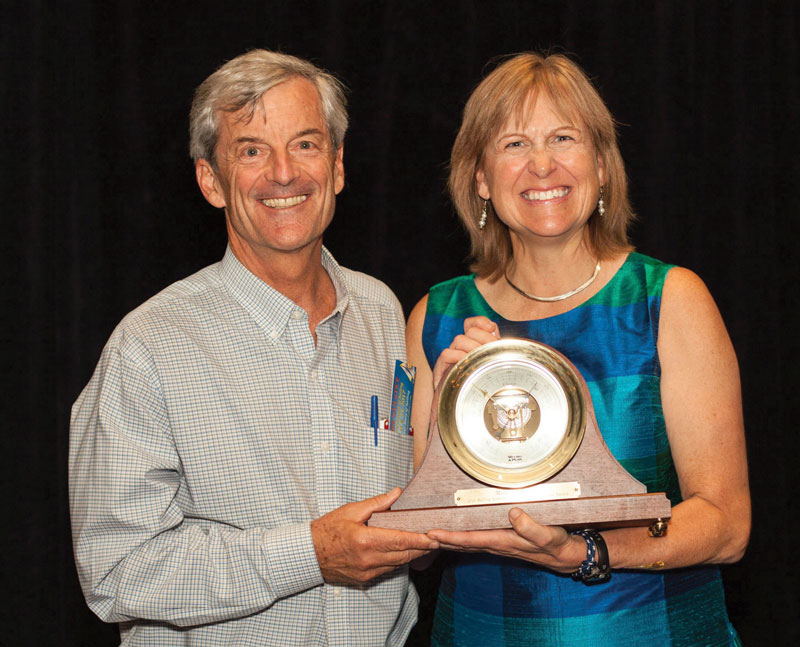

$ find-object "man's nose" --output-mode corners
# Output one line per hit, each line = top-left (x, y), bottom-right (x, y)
(266, 150), (300, 185)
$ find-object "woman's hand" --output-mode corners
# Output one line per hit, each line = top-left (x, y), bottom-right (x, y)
(427, 509), (585, 574)
(431, 316), (500, 386)
(406, 306), (499, 470)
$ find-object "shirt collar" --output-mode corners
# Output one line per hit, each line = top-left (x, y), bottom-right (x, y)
(218, 245), (350, 344)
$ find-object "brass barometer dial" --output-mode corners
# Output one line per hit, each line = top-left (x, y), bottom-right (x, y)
(437, 338), (586, 488)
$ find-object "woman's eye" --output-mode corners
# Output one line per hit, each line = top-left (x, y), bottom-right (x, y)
(505, 140), (524, 149)
(554, 135), (574, 143)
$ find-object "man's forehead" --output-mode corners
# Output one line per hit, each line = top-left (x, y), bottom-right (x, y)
(221, 77), (325, 132)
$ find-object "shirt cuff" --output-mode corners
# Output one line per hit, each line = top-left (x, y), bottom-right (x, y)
(261, 522), (324, 599)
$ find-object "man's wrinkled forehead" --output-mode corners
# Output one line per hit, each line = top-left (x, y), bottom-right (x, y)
(217, 80), (331, 143)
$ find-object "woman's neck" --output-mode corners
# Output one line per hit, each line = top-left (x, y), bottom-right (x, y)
(505, 234), (598, 298)
(476, 249), (628, 323)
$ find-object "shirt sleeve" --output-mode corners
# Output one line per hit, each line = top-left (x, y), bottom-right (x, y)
(69, 331), (325, 627)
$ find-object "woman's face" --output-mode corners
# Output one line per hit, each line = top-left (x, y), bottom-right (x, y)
(476, 94), (605, 247)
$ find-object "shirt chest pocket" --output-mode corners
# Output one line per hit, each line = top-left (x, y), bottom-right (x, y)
(341, 427), (414, 502)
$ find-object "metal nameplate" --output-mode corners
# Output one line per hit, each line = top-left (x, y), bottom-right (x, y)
(454, 482), (581, 506)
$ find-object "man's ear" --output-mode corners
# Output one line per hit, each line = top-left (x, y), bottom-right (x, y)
(196, 159), (227, 209)
(333, 144), (345, 195)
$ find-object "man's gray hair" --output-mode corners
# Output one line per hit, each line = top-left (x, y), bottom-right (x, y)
(189, 49), (348, 168)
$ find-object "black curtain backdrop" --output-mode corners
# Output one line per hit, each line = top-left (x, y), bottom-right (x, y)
(4, 1), (799, 644)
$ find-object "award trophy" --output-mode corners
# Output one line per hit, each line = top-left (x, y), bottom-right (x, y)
(369, 339), (671, 533)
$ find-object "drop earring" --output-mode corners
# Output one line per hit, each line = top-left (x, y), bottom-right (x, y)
(478, 200), (488, 230)
(597, 187), (606, 217)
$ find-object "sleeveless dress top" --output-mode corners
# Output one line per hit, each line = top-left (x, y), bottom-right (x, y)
(421, 253), (740, 647)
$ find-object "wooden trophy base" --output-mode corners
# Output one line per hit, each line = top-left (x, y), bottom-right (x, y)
(370, 362), (671, 533)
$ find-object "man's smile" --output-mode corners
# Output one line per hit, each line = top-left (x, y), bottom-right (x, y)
(260, 194), (309, 209)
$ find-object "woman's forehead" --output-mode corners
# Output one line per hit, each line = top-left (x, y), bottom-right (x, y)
(524, 89), (584, 127)
(499, 91), (584, 132)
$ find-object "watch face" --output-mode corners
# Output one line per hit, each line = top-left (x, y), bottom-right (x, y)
(437, 339), (585, 488)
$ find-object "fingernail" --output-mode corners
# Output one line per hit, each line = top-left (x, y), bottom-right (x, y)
(509, 508), (521, 521)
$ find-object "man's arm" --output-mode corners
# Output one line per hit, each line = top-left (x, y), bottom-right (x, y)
(70, 332), (437, 626)
(69, 336), (327, 626)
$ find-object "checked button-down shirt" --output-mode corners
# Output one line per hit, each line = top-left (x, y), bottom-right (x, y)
(69, 246), (417, 646)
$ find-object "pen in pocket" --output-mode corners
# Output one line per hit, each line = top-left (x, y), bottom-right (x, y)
(370, 395), (378, 446)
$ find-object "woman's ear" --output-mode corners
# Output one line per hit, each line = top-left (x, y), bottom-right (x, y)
(596, 152), (607, 187)
(476, 167), (491, 200)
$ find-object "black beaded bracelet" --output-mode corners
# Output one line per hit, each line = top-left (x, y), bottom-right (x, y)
(569, 529), (611, 583)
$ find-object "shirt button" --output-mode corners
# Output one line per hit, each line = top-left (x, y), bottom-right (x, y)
(269, 330), (280, 340)
(333, 587), (342, 597)
(292, 310), (304, 320)
(320, 441), (329, 453)
(309, 369), (318, 380)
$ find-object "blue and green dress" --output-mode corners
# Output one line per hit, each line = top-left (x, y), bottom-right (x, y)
(422, 253), (740, 647)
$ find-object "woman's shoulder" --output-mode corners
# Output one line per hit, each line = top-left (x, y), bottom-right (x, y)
(623, 252), (711, 299)
(428, 273), (476, 294)
(425, 274), (478, 309)
(616, 252), (678, 297)
(662, 265), (713, 306)
(624, 251), (675, 272)
(654, 262), (724, 350)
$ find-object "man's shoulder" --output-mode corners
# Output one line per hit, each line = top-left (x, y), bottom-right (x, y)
(339, 266), (402, 312)
(113, 262), (227, 339)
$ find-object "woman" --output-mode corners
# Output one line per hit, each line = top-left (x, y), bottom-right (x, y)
(407, 53), (750, 646)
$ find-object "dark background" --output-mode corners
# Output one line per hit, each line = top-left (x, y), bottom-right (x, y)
(3, 1), (799, 644)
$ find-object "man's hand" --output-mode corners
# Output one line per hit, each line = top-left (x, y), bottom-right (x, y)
(311, 488), (440, 585)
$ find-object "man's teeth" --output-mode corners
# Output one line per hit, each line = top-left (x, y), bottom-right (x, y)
(523, 187), (570, 201)
(261, 195), (308, 208)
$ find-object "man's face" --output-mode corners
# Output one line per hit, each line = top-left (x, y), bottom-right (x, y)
(196, 77), (344, 265)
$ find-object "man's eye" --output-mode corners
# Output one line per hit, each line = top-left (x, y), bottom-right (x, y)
(245, 147), (259, 157)
(298, 141), (315, 150)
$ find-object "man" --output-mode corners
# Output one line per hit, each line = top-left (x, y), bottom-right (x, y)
(69, 49), (437, 646)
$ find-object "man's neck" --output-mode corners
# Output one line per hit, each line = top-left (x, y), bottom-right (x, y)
(229, 238), (337, 338)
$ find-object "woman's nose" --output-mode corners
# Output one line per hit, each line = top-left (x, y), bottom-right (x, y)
(528, 147), (555, 177)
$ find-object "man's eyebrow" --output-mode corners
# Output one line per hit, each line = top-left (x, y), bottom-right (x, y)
(231, 129), (324, 145)
(294, 128), (325, 139)
(232, 136), (263, 145)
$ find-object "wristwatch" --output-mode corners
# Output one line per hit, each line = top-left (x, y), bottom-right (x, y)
(570, 529), (611, 583)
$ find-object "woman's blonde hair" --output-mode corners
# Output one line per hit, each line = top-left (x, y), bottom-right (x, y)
(449, 52), (635, 279)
